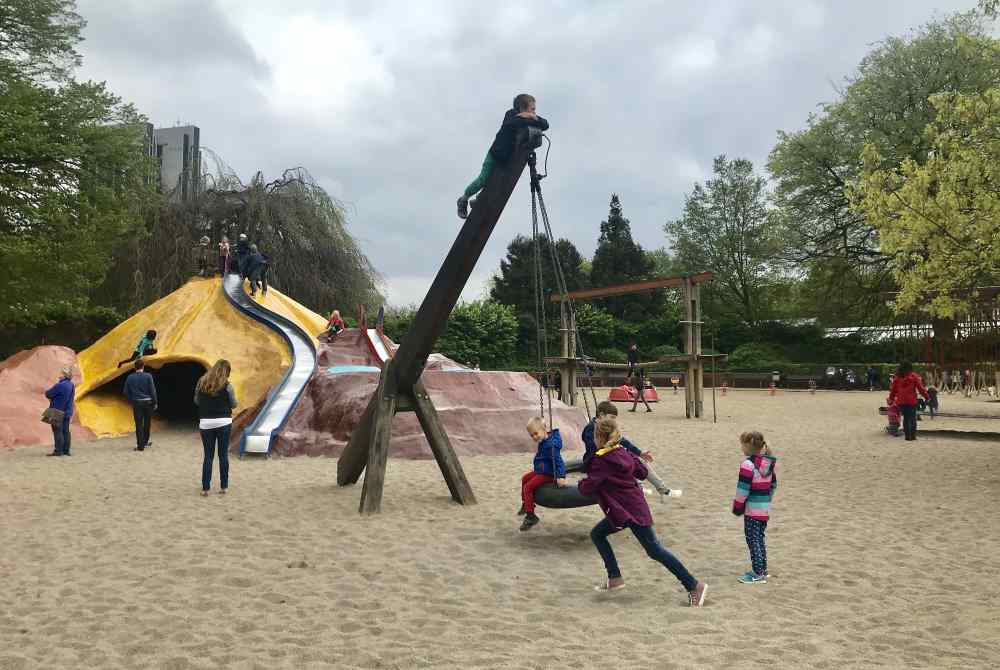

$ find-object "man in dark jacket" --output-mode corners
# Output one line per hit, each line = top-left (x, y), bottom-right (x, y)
(44, 367), (75, 456)
(123, 359), (157, 451)
(456, 93), (549, 219)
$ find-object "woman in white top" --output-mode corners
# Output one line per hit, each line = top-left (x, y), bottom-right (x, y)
(193, 359), (237, 496)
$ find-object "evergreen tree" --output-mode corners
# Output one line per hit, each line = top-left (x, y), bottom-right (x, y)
(490, 234), (587, 361)
(590, 194), (661, 322)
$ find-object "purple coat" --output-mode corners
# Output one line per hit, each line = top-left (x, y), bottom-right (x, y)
(577, 444), (652, 528)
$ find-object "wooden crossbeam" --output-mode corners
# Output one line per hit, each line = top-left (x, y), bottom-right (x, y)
(549, 271), (715, 302)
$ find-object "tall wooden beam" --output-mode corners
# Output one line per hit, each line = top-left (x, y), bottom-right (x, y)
(337, 127), (542, 513)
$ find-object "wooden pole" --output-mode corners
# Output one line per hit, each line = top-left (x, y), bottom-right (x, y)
(336, 127), (541, 513)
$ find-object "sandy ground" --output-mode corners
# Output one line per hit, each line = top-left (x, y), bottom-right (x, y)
(2, 389), (999, 670)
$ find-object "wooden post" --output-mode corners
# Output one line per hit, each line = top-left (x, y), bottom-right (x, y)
(411, 380), (476, 505)
(336, 127), (542, 514)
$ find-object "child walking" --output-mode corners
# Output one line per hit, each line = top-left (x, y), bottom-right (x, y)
(732, 431), (778, 584)
(579, 416), (707, 606)
(457, 94), (549, 219)
(218, 236), (231, 276)
(518, 417), (565, 531)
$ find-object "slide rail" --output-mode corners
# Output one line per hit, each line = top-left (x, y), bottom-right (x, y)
(222, 274), (317, 455)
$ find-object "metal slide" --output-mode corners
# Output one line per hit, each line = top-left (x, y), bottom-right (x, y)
(364, 329), (392, 365)
(222, 274), (317, 456)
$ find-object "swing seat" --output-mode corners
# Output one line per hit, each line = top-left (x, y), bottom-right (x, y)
(608, 384), (660, 403)
(534, 481), (597, 509)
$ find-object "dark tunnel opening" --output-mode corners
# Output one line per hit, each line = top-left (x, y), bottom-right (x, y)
(90, 362), (206, 427)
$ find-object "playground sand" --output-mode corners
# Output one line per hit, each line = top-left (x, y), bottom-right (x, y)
(2, 390), (999, 669)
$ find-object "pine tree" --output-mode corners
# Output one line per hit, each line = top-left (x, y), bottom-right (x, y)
(590, 194), (660, 321)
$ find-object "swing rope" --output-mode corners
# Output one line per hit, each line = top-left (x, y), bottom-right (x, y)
(528, 142), (599, 422)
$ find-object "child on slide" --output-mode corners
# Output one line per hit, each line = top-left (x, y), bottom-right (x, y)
(732, 431), (778, 584)
(117, 330), (158, 368)
(518, 417), (566, 531)
(579, 416), (707, 606)
(457, 94), (549, 219)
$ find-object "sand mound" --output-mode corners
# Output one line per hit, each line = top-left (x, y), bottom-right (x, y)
(245, 329), (588, 458)
(0, 346), (95, 448)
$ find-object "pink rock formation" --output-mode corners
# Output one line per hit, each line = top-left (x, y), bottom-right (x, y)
(237, 329), (588, 459)
(0, 346), (95, 449)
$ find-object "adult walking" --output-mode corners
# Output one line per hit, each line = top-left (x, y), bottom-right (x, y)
(629, 367), (652, 413)
(44, 367), (75, 457)
(194, 359), (237, 496)
(888, 362), (929, 442)
(123, 359), (157, 451)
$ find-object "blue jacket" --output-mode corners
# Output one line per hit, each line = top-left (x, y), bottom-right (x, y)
(581, 420), (641, 472)
(123, 371), (158, 405)
(45, 378), (75, 417)
(532, 428), (566, 477)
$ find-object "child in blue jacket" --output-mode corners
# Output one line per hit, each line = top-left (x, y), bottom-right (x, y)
(519, 416), (565, 531)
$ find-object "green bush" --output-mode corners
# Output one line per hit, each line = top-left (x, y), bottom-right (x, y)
(727, 342), (789, 370)
(437, 300), (519, 370)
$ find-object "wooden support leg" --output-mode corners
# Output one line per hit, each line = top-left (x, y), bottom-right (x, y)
(358, 384), (397, 515)
(412, 381), (476, 505)
(337, 394), (376, 486)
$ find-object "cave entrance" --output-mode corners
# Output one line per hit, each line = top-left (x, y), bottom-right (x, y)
(91, 361), (206, 426)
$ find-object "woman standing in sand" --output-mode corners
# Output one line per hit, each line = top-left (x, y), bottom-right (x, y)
(888, 362), (929, 442)
(194, 360), (237, 496)
(578, 416), (707, 607)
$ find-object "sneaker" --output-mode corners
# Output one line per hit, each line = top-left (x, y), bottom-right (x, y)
(457, 197), (469, 219)
(519, 513), (540, 531)
(737, 571), (767, 584)
(688, 581), (708, 607)
(46, 452), (59, 457)
(517, 504), (526, 516)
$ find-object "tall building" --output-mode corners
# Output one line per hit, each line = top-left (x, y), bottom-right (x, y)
(152, 125), (201, 202)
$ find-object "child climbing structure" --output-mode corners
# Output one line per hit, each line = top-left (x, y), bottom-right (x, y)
(336, 126), (546, 514)
(545, 273), (726, 418)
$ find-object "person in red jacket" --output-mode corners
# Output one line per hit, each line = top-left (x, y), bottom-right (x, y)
(887, 362), (929, 441)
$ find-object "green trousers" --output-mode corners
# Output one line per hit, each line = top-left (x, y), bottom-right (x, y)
(463, 153), (496, 199)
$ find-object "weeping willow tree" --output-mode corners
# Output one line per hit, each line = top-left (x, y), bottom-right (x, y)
(94, 156), (382, 317)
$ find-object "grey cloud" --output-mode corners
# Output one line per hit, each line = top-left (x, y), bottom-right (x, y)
(75, 0), (973, 305)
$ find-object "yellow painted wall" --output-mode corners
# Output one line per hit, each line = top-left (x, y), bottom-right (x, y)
(76, 277), (326, 436)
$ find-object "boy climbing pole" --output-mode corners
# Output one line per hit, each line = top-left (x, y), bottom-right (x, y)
(457, 94), (549, 219)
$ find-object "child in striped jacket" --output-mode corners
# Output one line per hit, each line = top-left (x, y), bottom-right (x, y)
(732, 431), (778, 584)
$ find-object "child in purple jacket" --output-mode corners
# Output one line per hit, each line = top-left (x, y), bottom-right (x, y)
(578, 416), (707, 607)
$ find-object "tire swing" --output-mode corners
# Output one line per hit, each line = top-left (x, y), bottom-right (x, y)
(524, 144), (598, 511)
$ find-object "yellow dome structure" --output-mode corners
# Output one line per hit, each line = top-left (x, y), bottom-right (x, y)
(75, 277), (327, 436)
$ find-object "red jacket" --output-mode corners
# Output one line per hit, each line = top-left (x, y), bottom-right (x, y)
(888, 372), (928, 407)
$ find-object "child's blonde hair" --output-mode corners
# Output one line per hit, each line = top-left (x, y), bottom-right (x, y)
(595, 416), (621, 449)
(526, 416), (546, 433)
(740, 431), (770, 455)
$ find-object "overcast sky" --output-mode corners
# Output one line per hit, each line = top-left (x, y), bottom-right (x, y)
(76, 0), (975, 307)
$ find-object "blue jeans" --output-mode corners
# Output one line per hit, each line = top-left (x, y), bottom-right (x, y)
(200, 425), (231, 491)
(590, 517), (698, 591)
(51, 416), (71, 455)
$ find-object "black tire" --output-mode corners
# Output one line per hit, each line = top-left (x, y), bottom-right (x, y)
(534, 482), (597, 509)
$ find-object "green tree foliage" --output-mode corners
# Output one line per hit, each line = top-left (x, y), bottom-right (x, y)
(94, 168), (382, 317)
(0, 0), (157, 327)
(490, 233), (587, 360)
(0, 0), (83, 82)
(768, 12), (1000, 322)
(590, 194), (661, 321)
(852, 88), (1000, 318)
(383, 300), (518, 370)
(666, 156), (778, 326)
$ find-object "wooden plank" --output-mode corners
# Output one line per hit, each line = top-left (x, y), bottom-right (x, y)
(411, 380), (477, 505)
(358, 388), (397, 514)
(549, 272), (715, 302)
